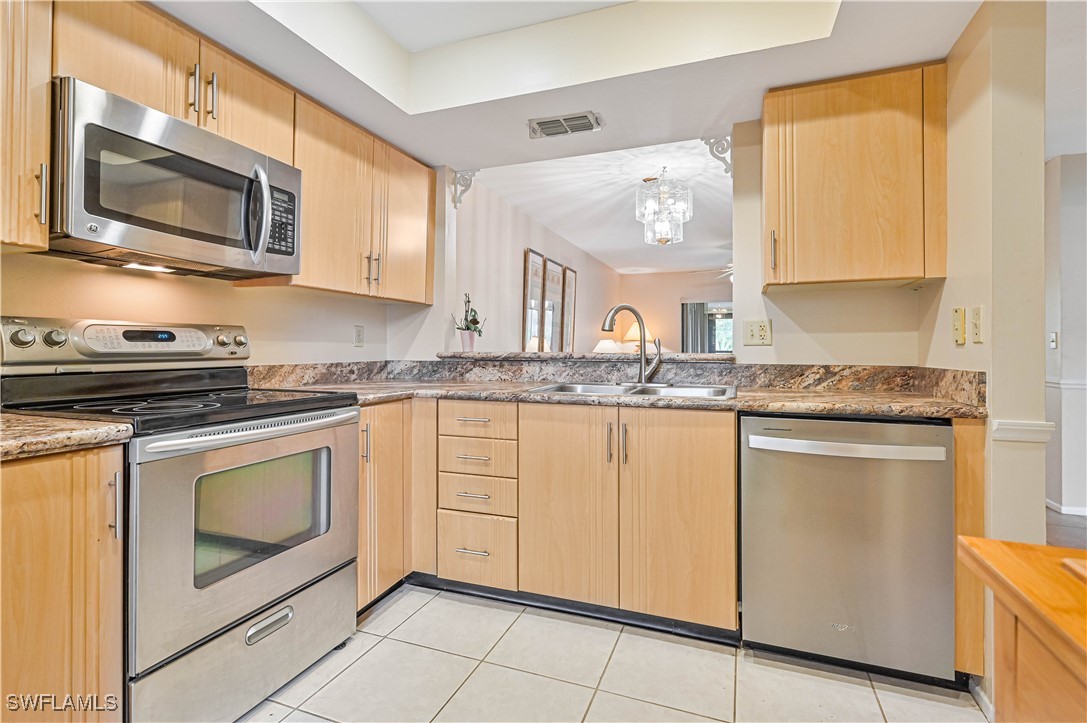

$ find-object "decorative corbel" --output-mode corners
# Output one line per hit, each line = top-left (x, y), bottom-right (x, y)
(452, 169), (479, 208)
(701, 136), (732, 176)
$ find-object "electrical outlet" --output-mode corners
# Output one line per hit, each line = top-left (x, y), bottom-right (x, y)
(1049, 332), (1059, 349)
(952, 307), (966, 346)
(353, 325), (365, 347)
(743, 320), (772, 346)
(970, 306), (984, 343)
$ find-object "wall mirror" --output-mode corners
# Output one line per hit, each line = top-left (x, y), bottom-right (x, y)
(681, 301), (734, 353)
(522, 249), (545, 352)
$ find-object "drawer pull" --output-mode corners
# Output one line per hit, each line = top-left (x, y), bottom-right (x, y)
(456, 416), (492, 423)
(456, 491), (491, 500)
(456, 454), (491, 461)
(455, 547), (490, 557)
(245, 605), (294, 645)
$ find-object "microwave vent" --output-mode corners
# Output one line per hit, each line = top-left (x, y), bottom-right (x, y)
(95, 249), (224, 273)
(529, 112), (603, 139)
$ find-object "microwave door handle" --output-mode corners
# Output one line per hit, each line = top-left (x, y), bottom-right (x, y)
(747, 434), (947, 462)
(250, 164), (272, 266)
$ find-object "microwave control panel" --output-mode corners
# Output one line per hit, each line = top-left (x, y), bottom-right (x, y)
(268, 188), (297, 256)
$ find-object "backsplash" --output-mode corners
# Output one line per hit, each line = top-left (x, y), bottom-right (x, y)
(249, 354), (986, 408)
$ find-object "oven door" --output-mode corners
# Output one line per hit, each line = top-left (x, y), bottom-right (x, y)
(52, 76), (300, 277)
(129, 408), (358, 676)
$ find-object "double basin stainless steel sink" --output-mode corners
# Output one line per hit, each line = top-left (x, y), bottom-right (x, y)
(530, 383), (737, 398)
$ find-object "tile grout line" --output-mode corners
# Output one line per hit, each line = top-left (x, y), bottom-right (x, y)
(868, 673), (890, 723)
(733, 645), (740, 723)
(580, 624), (624, 723)
(428, 604), (526, 722)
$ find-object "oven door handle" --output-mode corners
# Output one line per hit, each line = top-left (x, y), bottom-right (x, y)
(143, 410), (359, 453)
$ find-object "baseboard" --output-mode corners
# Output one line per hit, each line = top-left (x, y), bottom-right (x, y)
(970, 677), (994, 722)
(1046, 498), (1087, 516)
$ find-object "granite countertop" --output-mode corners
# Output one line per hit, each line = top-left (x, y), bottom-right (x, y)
(298, 380), (987, 419)
(1, 413), (133, 462)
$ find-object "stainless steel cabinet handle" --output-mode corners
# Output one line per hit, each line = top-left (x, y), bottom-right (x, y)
(621, 423), (628, 465)
(245, 605), (294, 645)
(34, 163), (47, 225)
(362, 422), (371, 462)
(456, 454), (490, 461)
(748, 435), (947, 462)
(108, 471), (121, 539)
(189, 63), (201, 114)
(374, 253), (382, 285)
(365, 254), (373, 284)
(207, 71), (219, 119)
(456, 492), (490, 500)
(770, 230), (778, 271)
(455, 547), (490, 557)
(456, 417), (491, 423)
(607, 422), (613, 463)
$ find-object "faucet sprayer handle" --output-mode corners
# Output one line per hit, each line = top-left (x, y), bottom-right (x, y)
(646, 337), (663, 379)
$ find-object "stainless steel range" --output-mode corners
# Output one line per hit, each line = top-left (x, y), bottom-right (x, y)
(1, 317), (359, 722)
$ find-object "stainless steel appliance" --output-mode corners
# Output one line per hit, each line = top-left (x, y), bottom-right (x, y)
(1, 317), (359, 722)
(49, 77), (300, 279)
(740, 416), (955, 680)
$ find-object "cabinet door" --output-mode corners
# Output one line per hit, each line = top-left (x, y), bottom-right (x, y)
(359, 402), (406, 609)
(198, 41), (295, 164)
(1, 446), (124, 722)
(761, 91), (787, 284)
(518, 403), (619, 607)
(290, 96), (374, 295)
(374, 142), (434, 304)
(619, 408), (737, 629)
(53, 1), (199, 123)
(1, 0), (52, 251)
(764, 68), (925, 284)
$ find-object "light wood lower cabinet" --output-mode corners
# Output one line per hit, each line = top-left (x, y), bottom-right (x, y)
(437, 510), (517, 590)
(438, 436), (517, 478)
(619, 408), (738, 629)
(518, 403), (619, 607)
(358, 401), (406, 610)
(1, 0), (52, 252)
(1, 446), (124, 722)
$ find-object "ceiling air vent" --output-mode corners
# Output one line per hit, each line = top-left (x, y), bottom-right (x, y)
(528, 111), (604, 139)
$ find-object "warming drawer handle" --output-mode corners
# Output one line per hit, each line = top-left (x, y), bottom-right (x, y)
(245, 605), (294, 645)
(748, 434), (947, 462)
(143, 410), (359, 453)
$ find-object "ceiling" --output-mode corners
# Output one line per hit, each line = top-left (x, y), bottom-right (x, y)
(1046, 0), (1087, 160)
(154, 0), (980, 170)
(355, 2), (627, 52)
(475, 139), (732, 274)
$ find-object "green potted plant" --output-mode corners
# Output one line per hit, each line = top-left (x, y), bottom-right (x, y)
(452, 293), (486, 351)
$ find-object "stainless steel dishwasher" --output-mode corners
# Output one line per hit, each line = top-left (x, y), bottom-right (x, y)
(740, 415), (955, 680)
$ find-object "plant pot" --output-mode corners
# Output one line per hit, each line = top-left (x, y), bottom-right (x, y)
(459, 330), (477, 352)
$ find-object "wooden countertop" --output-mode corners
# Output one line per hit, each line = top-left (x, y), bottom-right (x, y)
(958, 536), (1087, 681)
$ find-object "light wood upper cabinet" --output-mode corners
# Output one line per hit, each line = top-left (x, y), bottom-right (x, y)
(1, 0), (52, 252)
(371, 141), (436, 304)
(518, 403), (619, 607)
(197, 42), (294, 164)
(618, 408), (738, 630)
(1, 446), (124, 723)
(763, 64), (947, 288)
(53, 1), (199, 123)
(358, 401), (407, 610)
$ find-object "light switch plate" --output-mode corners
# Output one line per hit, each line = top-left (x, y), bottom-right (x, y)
(952, 308), (966, 346)
(1049, 332), (1059, 349)
(353, 326), (365, 347)
(970, 306), (984, 343)
(743, 320), (772, 346)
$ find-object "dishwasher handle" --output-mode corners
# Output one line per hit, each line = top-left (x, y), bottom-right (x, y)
(748, 434), (947, 462)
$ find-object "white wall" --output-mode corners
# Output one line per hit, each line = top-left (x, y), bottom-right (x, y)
(1044, 153), (1087, 515)
(0, 253), (390, 365)
(453, 183), (621, 353)
(730, 120), (924, 366)
(617, 271), (733, 352)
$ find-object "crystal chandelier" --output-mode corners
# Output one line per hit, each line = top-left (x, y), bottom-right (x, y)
(635, 167), (693, 246)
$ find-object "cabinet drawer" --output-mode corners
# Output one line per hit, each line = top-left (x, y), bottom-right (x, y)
(439, 400), (517, 440)
(437, 510), (517, 590)
(438, 436), (517, 477)
(438, 473), (517, 517)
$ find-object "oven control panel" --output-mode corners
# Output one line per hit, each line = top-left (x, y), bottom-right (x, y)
(1, 317), (251, 373)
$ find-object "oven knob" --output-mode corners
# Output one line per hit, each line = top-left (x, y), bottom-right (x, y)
(9, 329), (35, 348)
(233, 334), (248, 348)
(215, 334), (231, 347)
(43, 329), (69, 348)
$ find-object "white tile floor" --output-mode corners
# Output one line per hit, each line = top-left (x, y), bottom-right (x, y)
(240, 585), (987, 723)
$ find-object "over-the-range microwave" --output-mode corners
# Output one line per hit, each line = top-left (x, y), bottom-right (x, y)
(48, 77), (301, 279)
